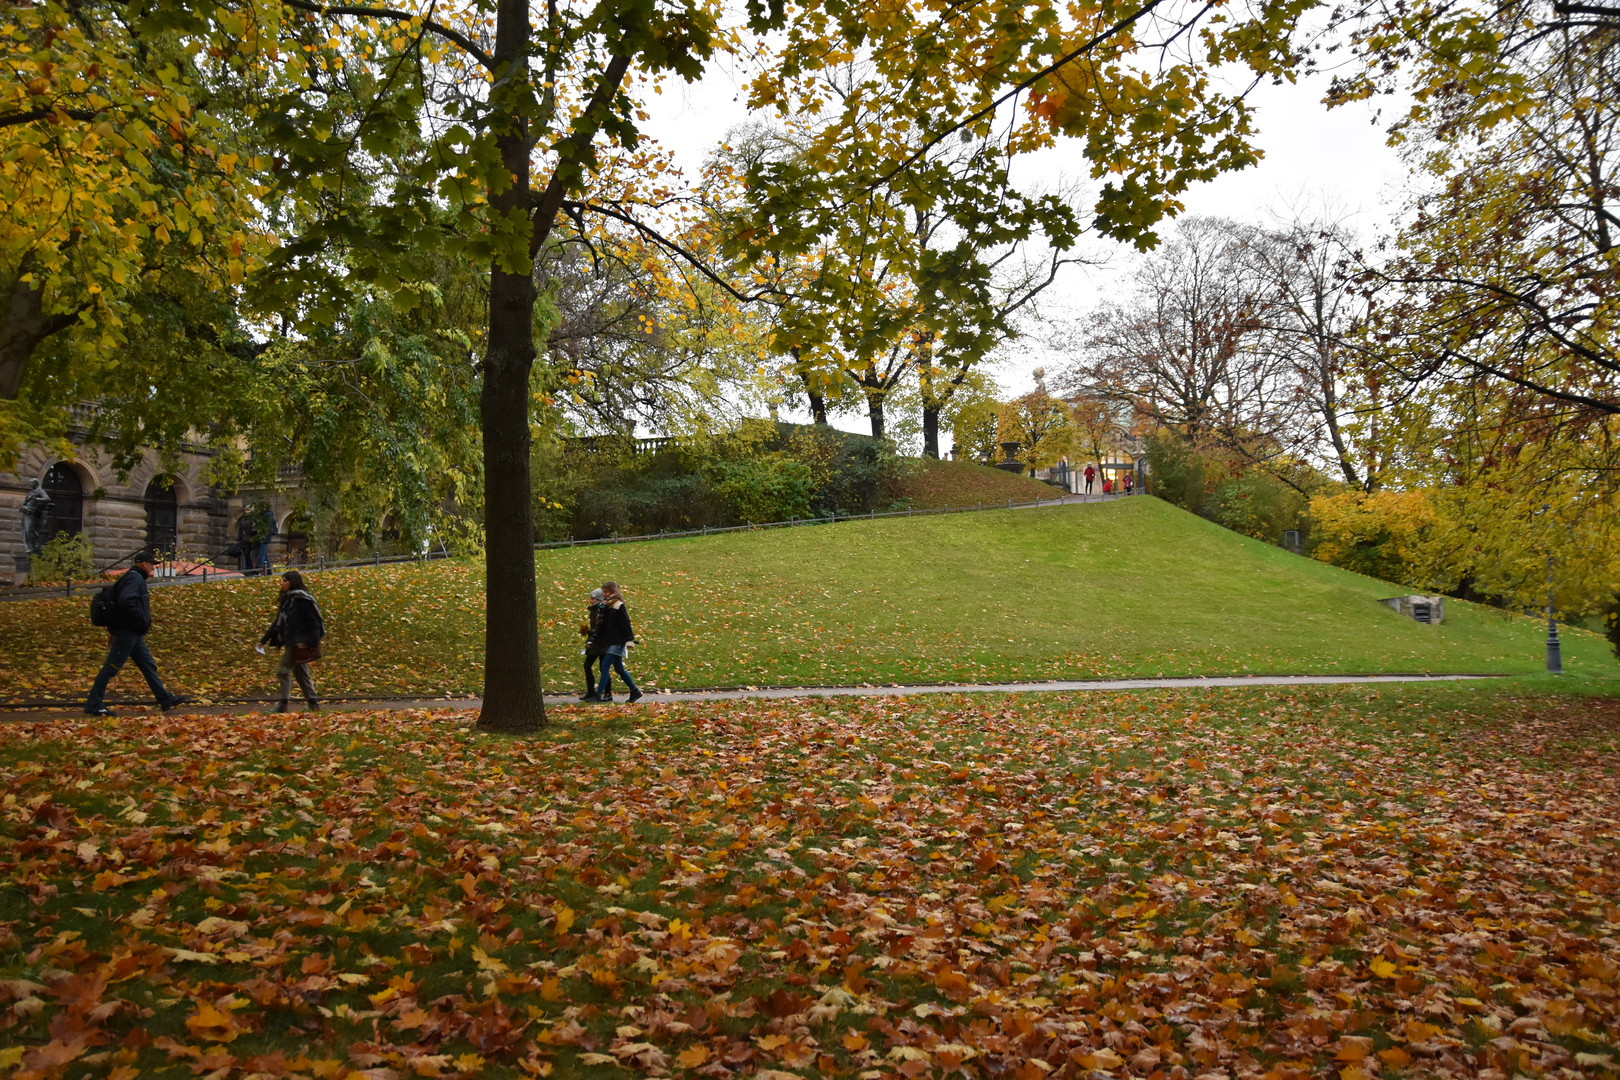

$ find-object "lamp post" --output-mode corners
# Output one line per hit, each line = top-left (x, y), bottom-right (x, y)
(1545, 550), (1563, 674)
(1541, 503), (1562, 674)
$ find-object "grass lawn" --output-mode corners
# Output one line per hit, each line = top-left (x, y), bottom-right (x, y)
(2, 683), (1617, 1078)
(0, 497), (1613, 706)
(890, 459), (1059, 509)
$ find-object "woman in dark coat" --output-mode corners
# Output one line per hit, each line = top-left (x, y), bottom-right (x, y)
(592, 581), (642, 703)
(260, 570), (325, 712)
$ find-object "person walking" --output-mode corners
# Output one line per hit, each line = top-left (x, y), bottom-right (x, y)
(579, 587), (607, 700)
(1084, 464), (1095, 494)
(1124, 471), (1134, 495)
(235, 510), (257, 573)
(255, 506), (278, 575)
(592, 581), (642, 704)
(258, 570), (325, 712)
(84, 550), (193, 717)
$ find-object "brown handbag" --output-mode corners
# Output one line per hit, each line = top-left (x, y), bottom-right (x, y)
(290, 641), (322, 664)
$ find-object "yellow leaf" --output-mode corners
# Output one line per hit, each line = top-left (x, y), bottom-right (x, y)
(1369, 957), (1397, 978)
(1335, 1037), (1374, 1062)
(186, 1001), (240, 1043)
(675, 1045), (709, 1069)
(554, 905), (575, 937)
(472, 946), (508, 975)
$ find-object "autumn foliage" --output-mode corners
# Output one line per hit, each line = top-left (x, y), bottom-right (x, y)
(2, 687), (1618, 1077)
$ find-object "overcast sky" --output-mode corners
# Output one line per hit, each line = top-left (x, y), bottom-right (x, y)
(642, 58), (1415, 442)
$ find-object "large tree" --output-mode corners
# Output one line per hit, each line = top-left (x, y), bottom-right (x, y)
(1348, 7), (1618, 422)
(0, 0), (269, 456)
(15, 0), (1327, 732)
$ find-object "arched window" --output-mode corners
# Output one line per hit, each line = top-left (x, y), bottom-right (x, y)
(42, 462), (83, 539)
(283, 508), (313, 563)
(144, 477), (178, 555)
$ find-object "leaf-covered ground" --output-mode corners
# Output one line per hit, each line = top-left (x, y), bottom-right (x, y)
(2, 499), (1612, 706)
(3, 685), (1618, 1079)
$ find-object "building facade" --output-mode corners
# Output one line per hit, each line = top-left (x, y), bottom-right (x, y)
(1, 424), (305, 580)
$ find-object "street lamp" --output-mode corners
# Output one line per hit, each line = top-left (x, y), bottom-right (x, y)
(1545, 552), (1563, 674)
(1542, 504), (1562, 674)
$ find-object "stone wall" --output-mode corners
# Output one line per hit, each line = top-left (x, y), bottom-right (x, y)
(1, 443), (303, 574)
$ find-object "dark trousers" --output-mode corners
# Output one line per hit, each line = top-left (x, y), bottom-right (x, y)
(86, 631), (173, 711)
(584, 651), (604, 693)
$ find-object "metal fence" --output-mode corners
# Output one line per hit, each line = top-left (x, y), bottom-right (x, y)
(0, 547), (458, 603)
(534, 491), (1124, 550)
(2, 491), (1129, 602)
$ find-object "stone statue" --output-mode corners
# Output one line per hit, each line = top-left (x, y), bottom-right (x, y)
(20, 478), (53, 555)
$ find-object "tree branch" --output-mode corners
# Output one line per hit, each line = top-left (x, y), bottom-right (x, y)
(868, 0), (1173, 191)
(528, 52), (633, 257)
(0, 107), (103, 128)
(559, 200), (780, 305)
(276, 0), (495, 70)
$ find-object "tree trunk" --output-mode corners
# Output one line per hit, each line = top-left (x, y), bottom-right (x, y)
(1, 264), (81, 400)
(798, 366), (827, 425)
(867, 393), (885, 441)
(1318, 364), (1362, 489)
(477, 0), (545, 732)
(922, 403), (940, 458)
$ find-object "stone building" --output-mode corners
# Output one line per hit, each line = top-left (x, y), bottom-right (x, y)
(1, 411), (305, 579)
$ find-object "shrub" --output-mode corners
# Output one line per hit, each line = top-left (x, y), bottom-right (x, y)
(529, 422), (907, 540)
(712, 458), (814, 523)
(1307, 490), (1440, 588)
(30, 532), (96, 584)
(1207, 475), (1306, 544)
(1144, 432), (1207, 513)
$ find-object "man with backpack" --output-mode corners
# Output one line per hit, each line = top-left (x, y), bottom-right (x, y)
(84, 549), (193, 717)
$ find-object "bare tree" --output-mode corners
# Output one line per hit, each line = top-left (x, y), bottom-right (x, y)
(536, 243), (758, 435)
(1246, 216), (1375, 489)
(1060, 218), (1300, 463)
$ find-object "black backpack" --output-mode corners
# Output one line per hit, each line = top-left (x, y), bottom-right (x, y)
(89, 575), (125, 628)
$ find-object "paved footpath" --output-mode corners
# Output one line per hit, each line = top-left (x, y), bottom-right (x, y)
(1, 673), (1501, 721)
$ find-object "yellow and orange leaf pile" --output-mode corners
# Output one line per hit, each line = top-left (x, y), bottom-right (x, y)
(1, 685), (1616, 1077)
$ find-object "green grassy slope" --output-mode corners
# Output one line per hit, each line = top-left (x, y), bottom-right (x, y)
(0, 497), (1610, 704)
(890, 457), (1058, 508)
